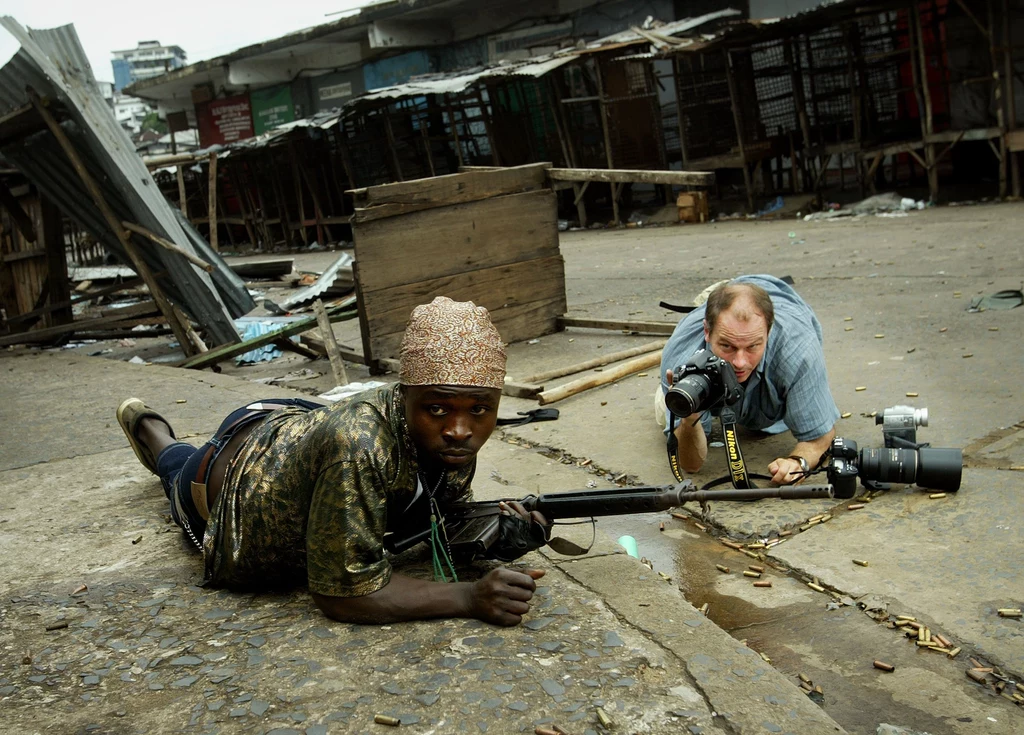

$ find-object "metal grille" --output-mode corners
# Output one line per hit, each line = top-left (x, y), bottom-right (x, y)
(749, 39), (797, 142)
(674, 51), (737, 162)
(803, 24), (853, 139)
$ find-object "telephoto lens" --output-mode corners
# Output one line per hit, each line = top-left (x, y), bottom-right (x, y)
(858, 447), (962, 491)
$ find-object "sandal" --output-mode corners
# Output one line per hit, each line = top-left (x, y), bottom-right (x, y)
(116, 398), (176, 475)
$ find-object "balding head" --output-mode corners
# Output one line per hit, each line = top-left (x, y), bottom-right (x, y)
(704, 282), (774, 334)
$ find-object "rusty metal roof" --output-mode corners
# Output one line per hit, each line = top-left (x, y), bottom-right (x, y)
(0, 18), (251, 345)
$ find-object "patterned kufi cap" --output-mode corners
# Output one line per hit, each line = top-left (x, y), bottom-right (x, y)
(400, 297), (506, 389)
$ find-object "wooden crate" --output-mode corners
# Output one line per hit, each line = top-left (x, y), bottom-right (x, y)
(349, 163), (566, 368)
(0, 186), (71, 333)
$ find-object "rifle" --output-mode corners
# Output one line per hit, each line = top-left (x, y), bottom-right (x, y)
(384, 481), (835, 561)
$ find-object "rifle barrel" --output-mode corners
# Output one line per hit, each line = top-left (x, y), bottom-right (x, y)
(526, 483), (833, 520)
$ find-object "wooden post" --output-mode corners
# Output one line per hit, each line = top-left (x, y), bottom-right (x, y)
(176, 165), (187, 215)
(313, 298), (349, 387)
(474, 87), (501, 166)
(547, 76), (588, 227)
(593, 57), (620, 225)
(845, 23), (867, 195)
(382, 108), (405, 181)
(443, 94), (465, 168)
(673, 56), (691, 167)
(724, 49), (755, 213)
(913, 3), (940, 201)
(295, 146), (328, 245)
(1004, 0), (1020, 197)
(26, 88), (196, 355)
(226, 165), (259, 248)
(420, 119), (436, 177)
(207, 150), (218, 251)
(286, 144), (310, 244)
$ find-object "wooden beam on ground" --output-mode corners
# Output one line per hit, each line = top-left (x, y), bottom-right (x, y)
(121, 221), (214, 272)
(0, 307), (162, 346)
(5, 275), (146, 326)
(546, 168), (714, 187)
(519, 339), (668, 385)
(502, 380), (544, 399)
(313, 298), (349, 387)
(557, 316), (676, 335)
(178, 299), (358, 369)
(27, 88), (196, 355)
(538, 350), (663, 405)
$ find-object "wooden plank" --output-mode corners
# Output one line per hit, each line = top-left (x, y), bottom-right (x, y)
(179, 299), (358, 369)
(0, 307), (162, 345)
(0, 182), (37, 242)
(353, 189), (559, 293)
(519, 339), (668, 384)
(370, 295), (566, 361)
(361, 254), (566, 338)
(557, 316), (676, 335)
(1007, 129), (1024, 152)
(538, 350), (663, 405)
(313, 298), (349, 387)
(547, 168), (715, 186)
(348, 163), (552, 223)
(121, 221), (215, 272)
(207, 151), (218, 252)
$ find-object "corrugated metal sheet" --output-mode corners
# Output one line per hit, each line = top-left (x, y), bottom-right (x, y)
(349, 54), (578, 106)
(0, 18), (251, 346)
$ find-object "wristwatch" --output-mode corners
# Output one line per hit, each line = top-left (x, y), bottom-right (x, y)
(787, 455), (810, 473)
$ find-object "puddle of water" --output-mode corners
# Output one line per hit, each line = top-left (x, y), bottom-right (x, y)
(597, 511), (782, 632)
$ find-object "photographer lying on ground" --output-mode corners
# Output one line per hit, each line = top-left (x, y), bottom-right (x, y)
(658, 275), (840, 485)
(116, 296), (550, 626)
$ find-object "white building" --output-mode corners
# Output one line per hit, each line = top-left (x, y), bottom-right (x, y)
(112, 40), (186, 92)
(112, 94), (151, 134)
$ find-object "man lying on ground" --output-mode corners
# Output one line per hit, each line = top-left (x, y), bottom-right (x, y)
(657, 275), (840, 485)
(117, 296), (549, 626)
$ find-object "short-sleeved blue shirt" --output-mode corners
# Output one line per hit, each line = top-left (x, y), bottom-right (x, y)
(659, 275), (839, 442)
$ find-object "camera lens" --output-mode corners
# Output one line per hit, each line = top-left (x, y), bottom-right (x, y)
(665, 374), (711, 418)
(858, 446), (962, 491)
(859, 447), (918, 484)
(916, 447), (962, 491)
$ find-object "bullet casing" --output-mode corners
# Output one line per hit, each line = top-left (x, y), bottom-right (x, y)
(873, 660), (895, 672)
(374, 714), (401, 726)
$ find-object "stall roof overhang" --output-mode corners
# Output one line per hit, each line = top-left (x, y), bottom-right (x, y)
(345, 8), (744, 109)
(655, 0), (905, 55)
(0, 17), (252, 344)
(123, 0), (478, 104)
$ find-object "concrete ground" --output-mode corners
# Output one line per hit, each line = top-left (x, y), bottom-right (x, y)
(2, 202), (1023, 734)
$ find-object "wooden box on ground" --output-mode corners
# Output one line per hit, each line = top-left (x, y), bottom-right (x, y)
(676, 192), (709, 223)
(349, 163), (566, 369)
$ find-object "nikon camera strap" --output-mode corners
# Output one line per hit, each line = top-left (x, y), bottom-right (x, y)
(666, 407), (772, 489)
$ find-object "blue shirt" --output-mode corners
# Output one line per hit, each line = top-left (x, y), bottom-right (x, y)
(660, 275), (839, 442)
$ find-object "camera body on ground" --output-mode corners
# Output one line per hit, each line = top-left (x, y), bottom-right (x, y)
(824, 412), (962, 499)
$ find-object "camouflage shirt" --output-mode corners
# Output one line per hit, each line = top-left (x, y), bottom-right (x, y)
(202, 384), (474, 596)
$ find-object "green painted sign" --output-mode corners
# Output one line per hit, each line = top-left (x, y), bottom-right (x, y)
(251, 85), (294, 135)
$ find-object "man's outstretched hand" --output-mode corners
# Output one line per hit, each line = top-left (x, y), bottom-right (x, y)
(465, 567), (545, 626)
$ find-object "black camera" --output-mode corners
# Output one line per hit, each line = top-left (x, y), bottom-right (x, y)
(665, 349), (744, 418)
(824, 436), (962, 499)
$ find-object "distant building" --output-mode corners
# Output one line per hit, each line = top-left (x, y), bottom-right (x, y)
(111, 40), (186, 92)
(112, 94), (151, 134)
